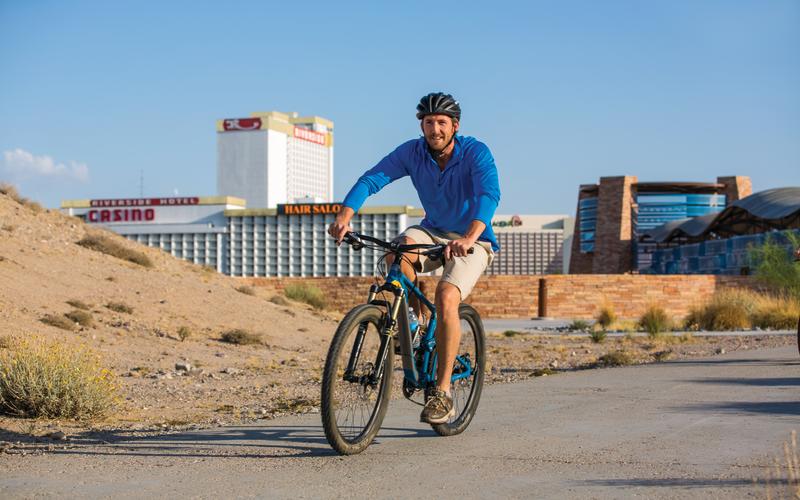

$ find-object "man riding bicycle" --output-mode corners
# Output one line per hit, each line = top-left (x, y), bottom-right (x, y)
(328, 92), (501, 424)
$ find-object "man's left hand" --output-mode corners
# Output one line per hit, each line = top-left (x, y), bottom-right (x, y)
(444, 238), (475, 260)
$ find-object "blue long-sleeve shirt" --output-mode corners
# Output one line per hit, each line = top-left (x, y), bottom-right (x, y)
(342, 135), (501, 251)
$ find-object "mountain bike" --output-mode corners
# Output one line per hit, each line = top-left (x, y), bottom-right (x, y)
(321, 232), (486, 455)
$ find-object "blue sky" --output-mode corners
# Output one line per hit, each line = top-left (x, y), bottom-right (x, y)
(1, 0), (798, 215)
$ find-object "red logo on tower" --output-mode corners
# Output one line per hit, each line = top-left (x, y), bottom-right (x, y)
(222, 118), (262, 131)
(293, 126), (326, 145)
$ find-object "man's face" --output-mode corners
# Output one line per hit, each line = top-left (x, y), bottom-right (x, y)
(421, 114), (459, 151)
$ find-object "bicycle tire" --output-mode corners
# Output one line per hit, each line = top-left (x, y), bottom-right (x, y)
(321, 304), (393, 455)
(431, 303), (486, 437)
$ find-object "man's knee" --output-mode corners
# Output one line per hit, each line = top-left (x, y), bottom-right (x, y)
(435, 281), (461, 313)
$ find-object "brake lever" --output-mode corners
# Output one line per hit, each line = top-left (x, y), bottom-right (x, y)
(342, 232), (364, 251)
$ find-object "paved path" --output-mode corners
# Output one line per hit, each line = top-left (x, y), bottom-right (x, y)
(2, 347), (799, 498)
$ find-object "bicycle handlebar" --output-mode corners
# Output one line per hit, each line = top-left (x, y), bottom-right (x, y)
(342, 232), (473, 260)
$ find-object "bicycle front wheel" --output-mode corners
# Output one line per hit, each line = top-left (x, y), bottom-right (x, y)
(321, 304), (393, 455)
(431, 303), (486, 437)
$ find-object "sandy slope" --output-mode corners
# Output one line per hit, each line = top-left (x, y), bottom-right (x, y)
(0, 191), (339, 428)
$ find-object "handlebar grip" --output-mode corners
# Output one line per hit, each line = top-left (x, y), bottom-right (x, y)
(342, 232), (364, 250)
(428, 246), (475, 261)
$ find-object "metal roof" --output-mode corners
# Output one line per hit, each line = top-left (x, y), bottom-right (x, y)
(641, 187), (800, 243)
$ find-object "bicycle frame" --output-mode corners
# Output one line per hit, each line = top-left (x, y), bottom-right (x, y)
(344, 249), (474, 392)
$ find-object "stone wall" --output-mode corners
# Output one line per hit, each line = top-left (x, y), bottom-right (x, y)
(245, 274), (757, 321)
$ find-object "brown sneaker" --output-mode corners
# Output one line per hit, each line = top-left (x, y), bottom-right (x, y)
(420, 389), (455, 424)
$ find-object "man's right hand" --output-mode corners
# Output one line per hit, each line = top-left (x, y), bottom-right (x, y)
(327, 207), (355, 245)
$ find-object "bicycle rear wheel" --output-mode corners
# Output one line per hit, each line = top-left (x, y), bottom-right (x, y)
(321, 304), (393, 455)
(431, 303), (485, 437)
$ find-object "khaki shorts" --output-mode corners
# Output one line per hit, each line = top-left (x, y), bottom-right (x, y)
(397, 225), (494, 300)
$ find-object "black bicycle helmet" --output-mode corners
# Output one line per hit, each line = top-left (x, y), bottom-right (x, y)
(416, 92), (461, 121)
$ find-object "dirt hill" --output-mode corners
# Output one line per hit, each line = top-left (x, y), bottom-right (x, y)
(0, 189), (339, 429)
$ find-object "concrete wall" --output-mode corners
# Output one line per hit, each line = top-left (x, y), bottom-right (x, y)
(245, 274), (757, 320)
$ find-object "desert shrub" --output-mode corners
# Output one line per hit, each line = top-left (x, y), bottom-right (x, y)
(105, 302), (133, 314)
(531, 367), (554, 377)
(177, 326), (192, 342)
(652, 350), (673, 362)
(235, 285), (256, 296)
(269, 295), (290, 306)
(638, 304), (672, 337)
(569, 319), (590, 331)
(595, 303), (617, 330)
(0, 183), (21, 201)
(221, 329), (262, 345)
(749, 232), (800, 300)
(503, 330), (522, 337)
(65, 309), (94, 328)
(40, 314), (76, 331)
(599, 350), (633, 367)
(77, 233), (153, 268)
(0, 183), (43, 213)
(685, 289), (755, 331)
(66, 299), (90, 311)
(589, 329), (607, 344)
(595, 304), (616, 330)
(751, 295), (800, 330)
(0, 337), (117, 419)
(284, 283), (326, 310)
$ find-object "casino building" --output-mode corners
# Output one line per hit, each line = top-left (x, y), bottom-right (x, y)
(61, 198), (573, 277)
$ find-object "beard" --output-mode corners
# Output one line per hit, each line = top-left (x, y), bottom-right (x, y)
(425, 130), (454, 152)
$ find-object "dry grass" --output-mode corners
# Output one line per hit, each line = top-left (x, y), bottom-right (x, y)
(77, 233), (153, 268)
(638, 304), (672, 337)
(0, 183), (43, 213)
(284, 283), (326, 310)
(599, 350), (633, 367)
(105, 302), (133, 314)
(751, 296), (800, 330)
(66, 299), (91, 311)
(269, 295), (290, 306)
(596, 303), (616, 330)
(0, 336), (117, 419)
(686, 288), (799, 331)
(235, 285), (256, 296)
(65, 309), (94, 328)
(40, 314), (76, 331)
(220, 329), (262, 345)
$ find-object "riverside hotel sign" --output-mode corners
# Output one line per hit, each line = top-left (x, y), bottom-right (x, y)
(86, 197), (199, 223)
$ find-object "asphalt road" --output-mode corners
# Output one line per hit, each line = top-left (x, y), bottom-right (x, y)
(2, 346), (798, 499)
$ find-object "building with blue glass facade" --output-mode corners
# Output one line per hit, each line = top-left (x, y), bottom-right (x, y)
(569, 176), (752, 274)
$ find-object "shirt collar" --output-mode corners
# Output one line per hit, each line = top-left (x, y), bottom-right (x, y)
(421, 135), (462, 166)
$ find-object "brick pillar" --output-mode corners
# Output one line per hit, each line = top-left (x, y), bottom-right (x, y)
(593, 175), (637, 274)
(568, 185), (597, 274)
(717, 176), (752, 204)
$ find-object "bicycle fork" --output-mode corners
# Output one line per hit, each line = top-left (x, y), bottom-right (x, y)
(344, 284), (415, 387)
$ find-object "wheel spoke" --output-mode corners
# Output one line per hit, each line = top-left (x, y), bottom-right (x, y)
(322, 305), (393, 454)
